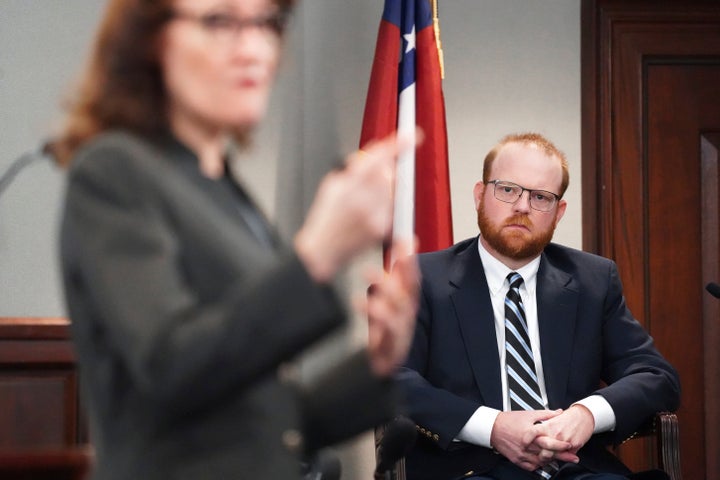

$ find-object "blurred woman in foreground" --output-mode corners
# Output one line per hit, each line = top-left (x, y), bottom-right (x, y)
(52, 0), (419, 478)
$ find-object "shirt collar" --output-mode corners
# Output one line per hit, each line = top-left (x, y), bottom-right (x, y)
(477, 235), (541, 295)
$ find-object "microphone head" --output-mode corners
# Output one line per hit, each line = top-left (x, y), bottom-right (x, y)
(302, 449), (341, 480)
(376, 416), (417, 473)
(315, 449), (341, 480)
(707, 282), (720, 299)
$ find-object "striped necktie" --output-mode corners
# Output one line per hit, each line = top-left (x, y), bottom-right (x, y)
(504, 272), (559, 479)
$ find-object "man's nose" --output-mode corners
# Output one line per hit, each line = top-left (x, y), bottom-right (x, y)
(513, 190), (532, 212)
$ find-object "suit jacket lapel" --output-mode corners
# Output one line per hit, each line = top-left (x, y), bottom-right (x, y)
(449, 237), (503, 410)
(536, 253), (579, 409)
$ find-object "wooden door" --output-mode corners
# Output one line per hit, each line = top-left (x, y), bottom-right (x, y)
(582, 2), (720, 479)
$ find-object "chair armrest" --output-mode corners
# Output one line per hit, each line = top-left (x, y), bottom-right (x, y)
(655, 412), (682, 480)
(623, 412), (682, 480)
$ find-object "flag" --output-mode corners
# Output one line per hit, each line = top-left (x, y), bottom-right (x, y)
(360, 0), (453, 256)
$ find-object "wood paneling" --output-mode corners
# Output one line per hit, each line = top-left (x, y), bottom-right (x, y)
(0, 317), (86, 447)
(700, 133), (720, 476)
(646, 65), (720, 479)
(582, 2), (720, 479)
(0, 317), (91, 478)
(0, 447), (93, 480)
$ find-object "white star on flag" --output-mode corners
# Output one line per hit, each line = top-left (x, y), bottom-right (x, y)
(403, 26), (416, 53)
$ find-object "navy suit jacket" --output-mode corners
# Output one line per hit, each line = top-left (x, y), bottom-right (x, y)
(398, 237), (680, 480)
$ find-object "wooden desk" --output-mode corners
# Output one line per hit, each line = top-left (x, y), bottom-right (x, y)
(0, 446), (93, 480)
(0, 317), (87, 447)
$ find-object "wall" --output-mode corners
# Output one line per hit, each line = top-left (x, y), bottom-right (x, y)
(0, 1), (106, 315)
(0, 0), (580, 477)
(442, 1), (581, 245)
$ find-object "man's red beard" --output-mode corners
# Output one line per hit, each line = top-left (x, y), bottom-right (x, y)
(476, 199), (556, 261)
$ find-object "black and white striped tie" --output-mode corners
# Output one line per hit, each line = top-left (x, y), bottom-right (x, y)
(504, 272), (558, 479)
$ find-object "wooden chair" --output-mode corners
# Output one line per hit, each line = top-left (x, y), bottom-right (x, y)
(376, 412), (682, 480)
(619, 412), (682, 480)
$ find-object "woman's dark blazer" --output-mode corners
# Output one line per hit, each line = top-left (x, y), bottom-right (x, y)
(60, 131), (394, 480)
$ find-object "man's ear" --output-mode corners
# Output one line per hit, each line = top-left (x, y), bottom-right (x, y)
(473, 181), (485, 210)
(554, 199), (567, 226)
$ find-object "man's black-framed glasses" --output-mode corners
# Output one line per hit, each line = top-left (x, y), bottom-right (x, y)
(486, 180), (560, 212)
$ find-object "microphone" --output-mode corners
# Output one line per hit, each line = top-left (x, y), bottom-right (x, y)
(301, 449), (341, 480)
(707, 282), (720, 299)
(374, 416), (417, 480)
(0, 140), (55, 198)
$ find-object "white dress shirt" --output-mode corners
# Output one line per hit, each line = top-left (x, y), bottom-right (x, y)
(455, 236), (615, 448)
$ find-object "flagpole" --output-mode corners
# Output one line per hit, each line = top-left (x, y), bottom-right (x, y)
(431, 0), (445, 79)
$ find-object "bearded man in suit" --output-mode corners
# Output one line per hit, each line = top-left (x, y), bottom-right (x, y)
(398, 132), (680, 480)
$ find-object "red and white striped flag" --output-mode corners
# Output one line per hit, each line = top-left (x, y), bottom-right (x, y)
(360, 0), (453, 259)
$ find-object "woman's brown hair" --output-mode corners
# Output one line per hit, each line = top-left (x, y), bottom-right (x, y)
(51, 0), (294, 167)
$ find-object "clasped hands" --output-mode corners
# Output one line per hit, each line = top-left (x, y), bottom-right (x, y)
(490, 404), (595, 472)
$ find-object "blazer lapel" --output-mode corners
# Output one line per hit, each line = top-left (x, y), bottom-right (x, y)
(536, 254), (579, 409)
(159, 133), (280, 250)
(449, 238), (503, 409)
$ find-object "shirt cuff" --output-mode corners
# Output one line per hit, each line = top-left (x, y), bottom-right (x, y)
(455, 406), (501, 448)
(574, 395), (616, 433)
